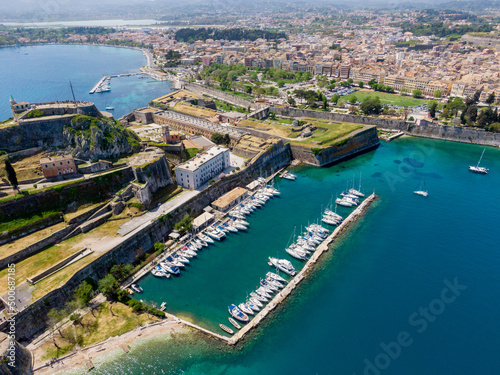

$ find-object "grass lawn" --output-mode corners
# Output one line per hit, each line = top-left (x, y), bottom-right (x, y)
(64, 202), (105, 222)
(344, 90), (429, 107)
(0, 221), (67, 259)
(290, 118), (364, 147)
(40, 301), (160, 359)
(173, 102), (217, 119)
(238, 118), (292, 138)
(0, 210), (60, 233)
(185, 148), (200, 160)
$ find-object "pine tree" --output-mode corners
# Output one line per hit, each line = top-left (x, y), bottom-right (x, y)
(4, 160), (18, 189)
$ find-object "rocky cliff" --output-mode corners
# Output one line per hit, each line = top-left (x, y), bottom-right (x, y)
(63, 115), (140, 161)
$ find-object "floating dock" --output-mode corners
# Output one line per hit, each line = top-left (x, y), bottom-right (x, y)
(165, 193), (378, 345)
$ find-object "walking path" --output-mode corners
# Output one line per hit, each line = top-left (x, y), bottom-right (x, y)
(117, 189), (200, 236)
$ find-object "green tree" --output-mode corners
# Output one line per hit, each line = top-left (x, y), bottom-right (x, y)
(223, 133), (230, 145)
(412, 90), (422, 98)
(154, 242), (165, 253)
(47, 308), (67, 347)
(360, 96), (382, 115)
(74, 281), (93, 306)
(349, 95), (357, 105)
(358, 81), (364, 88)
(434, 89), (442, 98)
(428, 101), (438, 118)
(287, 97), (296, 106)
(174, 214), (193, 234)
(486, 92), (496, 105)
(98, 274), (119, 299)
(331, 94), (341, 104)
(276, 79), (285, 87)
(211, 132), (224, 144)
(4, 160), (18, 189)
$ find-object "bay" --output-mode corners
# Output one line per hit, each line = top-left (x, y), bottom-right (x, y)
(0, 44), (173, 120)
(87, 137), (500, 375)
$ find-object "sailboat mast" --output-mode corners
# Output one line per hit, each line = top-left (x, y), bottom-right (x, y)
(477, 149), (485, 167)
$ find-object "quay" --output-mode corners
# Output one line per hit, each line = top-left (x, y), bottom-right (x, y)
(387, 131), (405, 141)
(89, 72), (146, 94)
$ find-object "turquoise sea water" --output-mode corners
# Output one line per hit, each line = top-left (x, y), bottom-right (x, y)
(90, 137), (500, 375)
(0, 45), (173, 120)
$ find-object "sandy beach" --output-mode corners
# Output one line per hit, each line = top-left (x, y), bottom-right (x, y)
(32, 318), (186, 374)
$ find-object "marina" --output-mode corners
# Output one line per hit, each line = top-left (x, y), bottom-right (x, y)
(89, 72), (145, 94)
(129, 168), (377, 344)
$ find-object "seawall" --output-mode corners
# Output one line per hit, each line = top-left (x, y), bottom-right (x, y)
(289, 126), (380, 167)
(272, 107), (500, 147)
(12, 141), (292, 342)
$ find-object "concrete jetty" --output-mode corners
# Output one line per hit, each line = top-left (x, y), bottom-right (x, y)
(227, 193), (377, 344)
(89, 73), (145, 94)
(89, 76), (107, 94)
(158, 193), (377, 345)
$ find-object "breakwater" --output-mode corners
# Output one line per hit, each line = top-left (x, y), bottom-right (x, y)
(227, 193), (377, 344)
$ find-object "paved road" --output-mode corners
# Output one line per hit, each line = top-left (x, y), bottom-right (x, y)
(117, 189), (200, 237)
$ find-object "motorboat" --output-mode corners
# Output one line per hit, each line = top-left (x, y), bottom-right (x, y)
(198, 233), (214, 244)
(171, 253), (189, 264)
(131, 284), (143, 293)
(217, 225), (229, 234)
(266, 272), (287, 283)
(282, 172), (296, 181)
(469, 149), (489, 174)
(205, 227), (225, 240)
(166, 256), (184, 268)
(220, 324), (234, 334)
(228, 317), (241, 329)
(344, 196), (359, 206)
(233, 222), (247, 231)
(247, 300), (261, 311)
(179, 250), (194, 259)
(151, 266), (169, 278)
(233, 218), (249, 226)
(414, 190), (428, 197)
(269, 257), (296, 276)
(160, 262), (180, 275)
(228, 304), (249, 322)
(105, 106), (114, 110)
(194, 238), (207, 248)
(222, 222), (238, 233)
(238, 303), (254, 315)
(266, 185), (280, 196)
(250, 291), (268, 302)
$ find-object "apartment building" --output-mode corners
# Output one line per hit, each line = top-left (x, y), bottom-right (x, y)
(175, 146), (230, 190)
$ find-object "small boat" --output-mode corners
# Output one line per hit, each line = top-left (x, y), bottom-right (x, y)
(282, 172), (296, 181)
(256, 287), (272, 299)
(250, 291), (268, 302)
(183, 248), (197, 257)
(269, 257), (296, 276)
(324, 209), (342, 221)
(286, 247), (308, 260)
(222, 222), (238, 233)
(247, 300), (261, 311)
(217, 225), (230, 234)
(239, 303), (254, 315)
(160, 262), (180, 275)
(228, 304), (249, 322)
(336, 198), (353, 207)
(166, 256), (184, 268)
(266, 276), (284, 289)
(195, 238), (208, 247)
(151, 266), (170, 278)
(228, 317), (241, 329)
(198, 233), (214, 244)
(260, 279), (279, 292)
(220, 324), (234, 334)
(172, 253), (189, 264)
(233, 222), (247, 231)
(266, 272), (287, 283)
(469, 148), (489, 174)
(414, 180), (428, 197)
(105, 106), (114, 110)
(322, 216), (340, 226)
(205, 227), (225, 240)
(296, 238), (316, 251)
(131, 284), (143, 293)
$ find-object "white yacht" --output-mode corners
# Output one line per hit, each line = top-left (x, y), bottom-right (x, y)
(336, 197), (353, 207)
(282, 172), (296, 181)
(238, 303), (254, 315)
(250, 291), (268, 302)
(198, 233), (214, 244)
(286, 247), (308, 260)
(266, 272), (287, 283)
(247, 299), (262, 310)
(269, 257), (296, 276)
(469, 149), (489, 174)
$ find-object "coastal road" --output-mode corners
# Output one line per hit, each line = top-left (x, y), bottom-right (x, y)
(117, 189), (200, 237)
